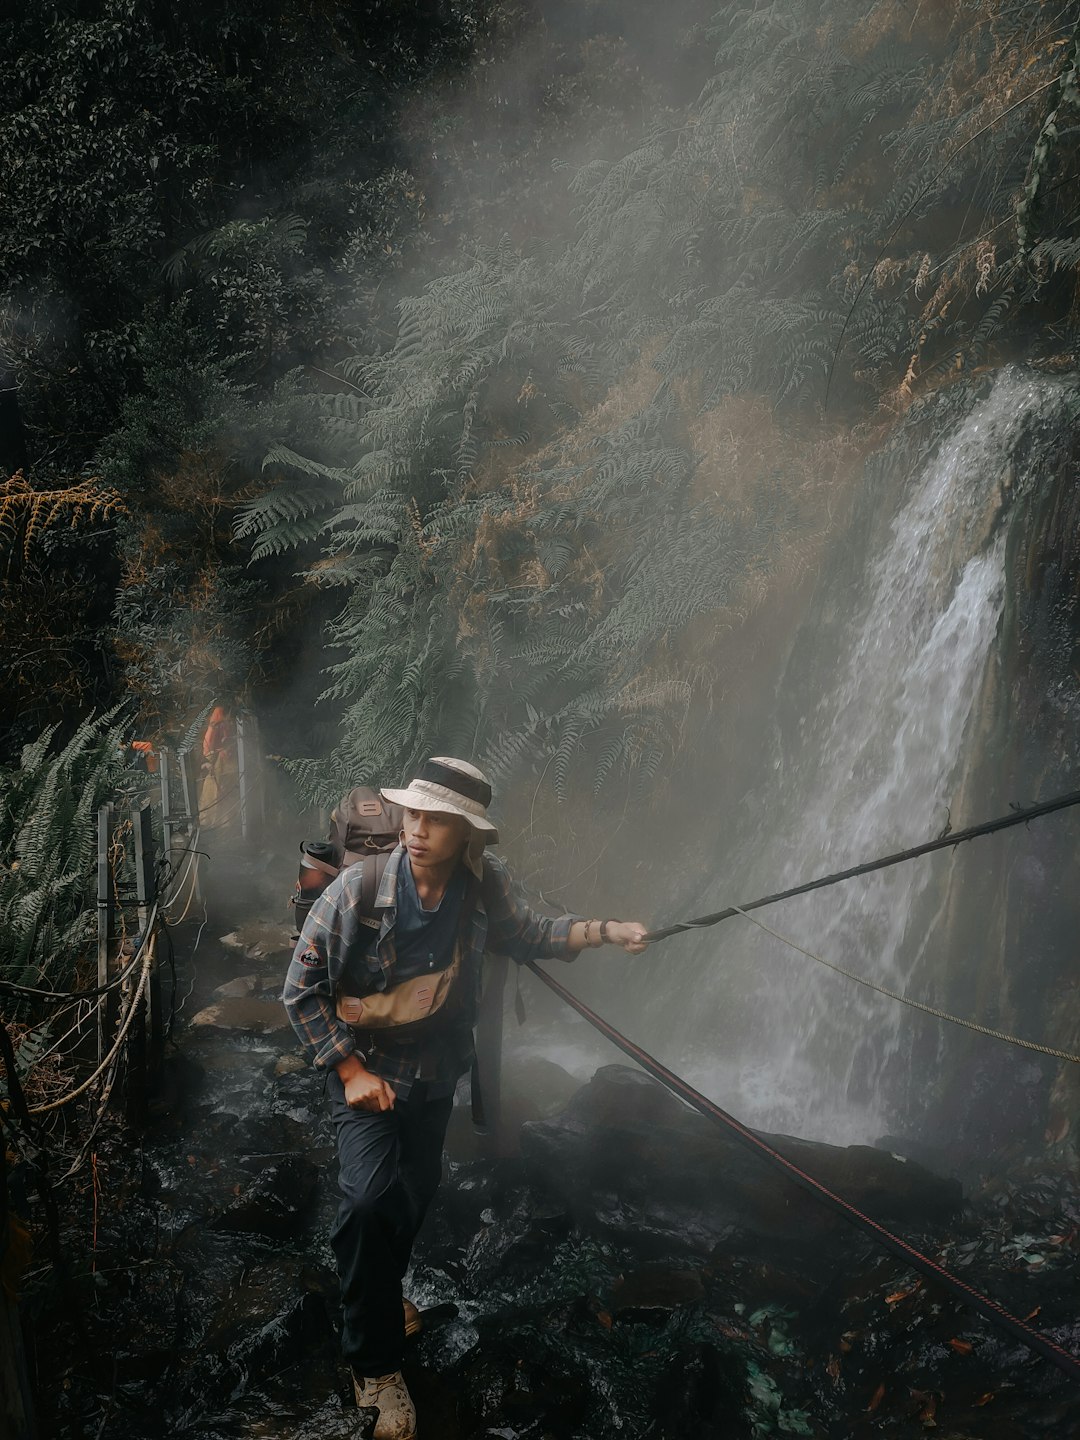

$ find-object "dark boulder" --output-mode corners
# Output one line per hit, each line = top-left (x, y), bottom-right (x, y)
(211, 1154), (318, 1240)
(172, 1259), (337, 1416)
(610, 1262), (705, 1323)
(520, 1066), (962, 1253)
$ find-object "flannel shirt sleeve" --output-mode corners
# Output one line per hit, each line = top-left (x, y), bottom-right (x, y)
(281, 870), (365, 1069)
(482, 854), (583, 964)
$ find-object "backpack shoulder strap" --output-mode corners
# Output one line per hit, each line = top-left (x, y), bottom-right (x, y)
(359, 851), (392, 920)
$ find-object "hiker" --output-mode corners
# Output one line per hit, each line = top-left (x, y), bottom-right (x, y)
(282, 756), (648, 1440)
(198, 704), (238, 828)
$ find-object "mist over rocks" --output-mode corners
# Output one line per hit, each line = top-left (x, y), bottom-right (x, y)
(519, 1065), (962, 1250)
(190, 994), (294, 1034)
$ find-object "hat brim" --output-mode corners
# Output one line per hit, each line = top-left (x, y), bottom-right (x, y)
(380, 784), (499, 844)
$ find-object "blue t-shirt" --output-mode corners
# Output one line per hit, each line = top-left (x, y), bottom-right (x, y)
(392, 856), (466, 982)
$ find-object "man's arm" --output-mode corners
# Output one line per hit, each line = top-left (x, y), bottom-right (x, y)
(281, 868), (399, 1110)
(281, 868), (371, 1069)
(482, 854), (648, 962)
(563, 918), (649, 954)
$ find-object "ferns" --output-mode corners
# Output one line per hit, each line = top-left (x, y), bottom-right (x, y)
(0, 474), (127, 559)
(0, 712), (139, 998)
(239, 0), (1080, 811)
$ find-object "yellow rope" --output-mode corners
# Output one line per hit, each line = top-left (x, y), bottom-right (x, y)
(731, 905), (1080, 1066)
(163, 829), (202, 923)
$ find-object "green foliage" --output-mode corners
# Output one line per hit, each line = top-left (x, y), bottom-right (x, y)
(0, 0), (502, 752)
(1017, 28), (1080, 257)
(0, 712), (139, 999)
(245, 0), (1080, 806)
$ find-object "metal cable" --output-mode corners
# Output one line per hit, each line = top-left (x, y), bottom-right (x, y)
(644, 787), (1080, 944)
(730, 904), (1080, 1064)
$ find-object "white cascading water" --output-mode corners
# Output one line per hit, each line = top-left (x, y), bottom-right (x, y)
(511, 369), (1075, 1144)
(674, 368), (1075, 1144)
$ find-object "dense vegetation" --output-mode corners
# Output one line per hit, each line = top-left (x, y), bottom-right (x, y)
(3, 0), (1080, 822)
(3, 9), (1080, 1434)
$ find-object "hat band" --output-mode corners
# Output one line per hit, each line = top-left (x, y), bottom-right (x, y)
(417, 759), (492, 808)
(398, 778), (490, 819)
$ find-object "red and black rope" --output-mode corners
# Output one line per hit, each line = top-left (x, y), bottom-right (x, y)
(526, 960), (1080, 1385)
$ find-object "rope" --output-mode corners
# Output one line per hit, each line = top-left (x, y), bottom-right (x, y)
(27, 929), (156, 1116)
(525, 960), (1080, 1386)
(163, 831), (202, 924)
(0, 894), (161, 1003)
(0, 949), (144, 1003)
(644, 787), (1080, 944)
(730, 905), (1080, 1065)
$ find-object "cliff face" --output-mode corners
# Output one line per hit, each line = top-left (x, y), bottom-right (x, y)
(905, 372), (1080, 1163)
(556, 368), (1080, 1166)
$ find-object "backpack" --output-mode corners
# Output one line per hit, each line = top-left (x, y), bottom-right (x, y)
(292, 787), (404, 935)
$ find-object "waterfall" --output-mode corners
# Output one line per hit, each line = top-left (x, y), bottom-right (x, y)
(677, 368), (1077, 1145)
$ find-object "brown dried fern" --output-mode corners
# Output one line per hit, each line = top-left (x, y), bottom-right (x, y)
(0, 473), (127, 560)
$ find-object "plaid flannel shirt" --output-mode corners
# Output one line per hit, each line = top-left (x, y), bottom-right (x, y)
(282, 845), (582, 1095)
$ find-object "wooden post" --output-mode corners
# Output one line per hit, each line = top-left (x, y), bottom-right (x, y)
(96, 804), (113, 1069)
(474, 955), (509, 1153)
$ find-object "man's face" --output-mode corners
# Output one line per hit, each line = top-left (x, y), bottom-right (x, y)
(402, 807), (471, 871)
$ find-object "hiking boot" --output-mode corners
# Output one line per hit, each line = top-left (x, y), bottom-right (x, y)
(403, 1297), (422, 1338)
(351, 1370), (417, 1440)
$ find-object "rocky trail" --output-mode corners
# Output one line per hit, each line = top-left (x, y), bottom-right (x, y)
(42, 847), (1080, 1439)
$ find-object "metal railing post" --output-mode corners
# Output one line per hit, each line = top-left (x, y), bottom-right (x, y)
(96, 804), (113, 1068)
(126, 801), (158, 1123)
(177, 747), (203, 907)
(235, 712), (250, 842)
(158, 747), (174, 872)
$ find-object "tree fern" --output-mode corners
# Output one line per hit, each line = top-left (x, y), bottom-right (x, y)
(1, 711), (140, 999)
(243, 0), (1079, 816)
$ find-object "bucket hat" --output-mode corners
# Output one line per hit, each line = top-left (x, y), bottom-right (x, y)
(381, 757), (499, 845)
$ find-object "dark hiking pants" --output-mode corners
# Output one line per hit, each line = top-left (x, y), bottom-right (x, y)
(328, 1074), (453, 1376)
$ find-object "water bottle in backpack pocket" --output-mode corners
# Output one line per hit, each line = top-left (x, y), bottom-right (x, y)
(291, 787), (404, 936)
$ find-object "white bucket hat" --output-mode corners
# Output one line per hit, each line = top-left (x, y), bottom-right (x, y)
(381, 756), (499, 848)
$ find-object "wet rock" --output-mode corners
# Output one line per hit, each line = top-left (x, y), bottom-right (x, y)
(211, 1154), (318, 1239)
(501, 1054), (580, 1128)
(649, 1342), (750, 1440)
(875, 1132), (962, 1179)
(177, 1259), (336, 1412)
(190, 995), (292, 1034)
(230, 1110), (314, 1159)
(213, 972), (260, 998)
(273, 1051), (308, 1076)
(269, 1066), (324, 1127)
(464, 1216), (553, 1291)
(611, 1263), (705, 1322)
(456, 1343), (590, 1436)
(220, 920), (296, 961)
(521, 1066), (962, 1253)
